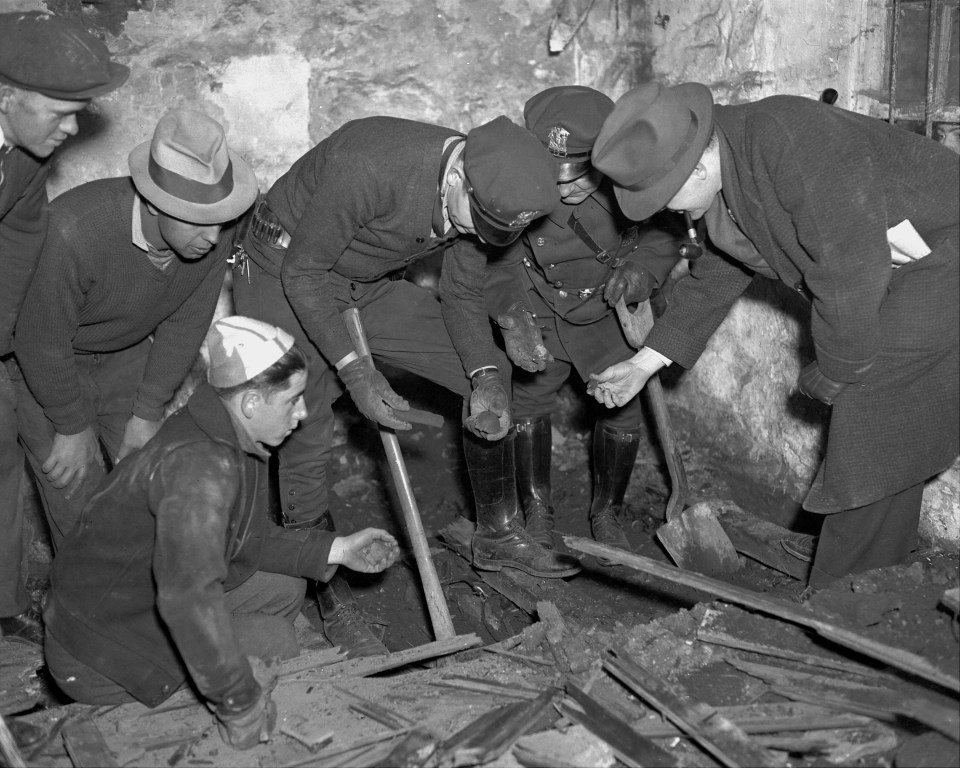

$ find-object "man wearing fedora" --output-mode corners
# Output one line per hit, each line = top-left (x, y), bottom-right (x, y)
(0, 11), (128, 644)
(485, 86), (682, 559)
(43, 315), (400, 749)
(13, 108), (258, 553)
(589, 82), (959, 589)
(232, 114), (581, 657)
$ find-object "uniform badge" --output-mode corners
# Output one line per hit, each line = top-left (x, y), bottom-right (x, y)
(547, 126), (569, 157)
(509, 210), (539, 227)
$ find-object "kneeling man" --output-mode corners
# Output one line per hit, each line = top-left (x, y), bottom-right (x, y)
(43, 316), (399, 750)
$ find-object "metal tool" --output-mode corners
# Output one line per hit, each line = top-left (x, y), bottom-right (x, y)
(614, 298), (739, 576)
(341, 308), (456, 640)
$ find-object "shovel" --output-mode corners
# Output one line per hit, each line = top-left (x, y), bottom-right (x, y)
(615, 298), (740, 576)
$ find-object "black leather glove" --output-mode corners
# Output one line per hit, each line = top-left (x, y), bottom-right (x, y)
(496, 302), (552, 373)
(338, 355), (411, 430)
(603, 261), (658, 307)
(798, 361), (847, 405)
(215, 685), (277, 750)
(464, 369), (510, 440)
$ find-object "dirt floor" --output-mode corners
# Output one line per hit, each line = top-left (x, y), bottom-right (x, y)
(3, 375), (958, 767)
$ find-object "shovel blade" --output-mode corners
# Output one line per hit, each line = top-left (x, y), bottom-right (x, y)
(656, 503), (741, 576)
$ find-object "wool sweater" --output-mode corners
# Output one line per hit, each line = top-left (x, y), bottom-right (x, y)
(0, 145), (49, 356)
(15, 177), (230, 433)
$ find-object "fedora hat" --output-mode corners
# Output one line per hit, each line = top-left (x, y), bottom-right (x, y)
(592, 82), (713, 221)
(128, 109), (258, 225)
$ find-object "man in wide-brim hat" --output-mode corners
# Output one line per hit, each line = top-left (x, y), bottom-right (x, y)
(13, 108), (258, 550)
(588, 81), (959, 590)
(0, 11), (129, 645)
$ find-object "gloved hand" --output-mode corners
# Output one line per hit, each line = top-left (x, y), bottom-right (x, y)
(798, 361), (847, 405)
(603, 261), (658, 308)
(464, 369), (510, 440)
(338, 355), (411, 430)
(215, 684), (277, 750)
(496, 302), (552, 372)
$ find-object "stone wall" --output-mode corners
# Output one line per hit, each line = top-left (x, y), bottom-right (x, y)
(23, 0), (959, 548)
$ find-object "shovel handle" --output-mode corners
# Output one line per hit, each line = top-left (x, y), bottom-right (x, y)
(341, 308), (456, 640)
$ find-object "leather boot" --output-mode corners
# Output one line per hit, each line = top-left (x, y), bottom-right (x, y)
(297, 511), (388, 659)
(466, 431), (580, 578)
(515, 415), (555, 549)
(590, 423), (641, 566)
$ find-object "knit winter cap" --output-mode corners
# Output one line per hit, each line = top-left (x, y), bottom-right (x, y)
(207, 316), (295, 388)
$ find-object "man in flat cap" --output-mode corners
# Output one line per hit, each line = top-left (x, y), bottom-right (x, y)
(589, 82), (959, 590)
(44, 315), (400, 750)
(485, 86), (683, 562)
(13, 109), (258, 558)
(0, 11), (128, 644)
(233, 114), (580, 657)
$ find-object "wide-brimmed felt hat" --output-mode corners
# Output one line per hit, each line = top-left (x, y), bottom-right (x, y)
(524, 85), (614, 161)
(464, 115), (559, 247)
(0, 11), (129, 99)
(592, 82), (714, 221)
(129, 109), (258, 225)
(207, 316), (296, 388)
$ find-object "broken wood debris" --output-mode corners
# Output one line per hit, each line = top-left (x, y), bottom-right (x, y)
(61, 711), (119, 767)
(559, 681), (678, 768)
(332, 685), (417, 730)
(279, 713), (334, 752)
(564, 535), (960, 694)
(428, 675), (544, 700)
(602, 647), (785, 767)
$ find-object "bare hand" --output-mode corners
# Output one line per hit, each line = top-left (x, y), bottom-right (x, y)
(330, 528), (400, 573)
(42, 427), (104, 496)
(587, 350), (665, 408)
(116, 415), (162, 463)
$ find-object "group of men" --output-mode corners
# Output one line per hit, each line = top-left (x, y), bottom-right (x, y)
(2, 9), (957, 751)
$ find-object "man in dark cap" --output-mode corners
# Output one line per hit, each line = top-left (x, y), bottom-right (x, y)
(0, 11), (128, 644)
(13, 109), (258, 559)
(44, 315), (399, 750)
(485, 86), (683, 560)
(232, 114), (580, 658)
(589, 82), (959, 590)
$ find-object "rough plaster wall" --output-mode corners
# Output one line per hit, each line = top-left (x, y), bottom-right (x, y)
(570, 0), (959, 547)
(24, 0), (957, 547)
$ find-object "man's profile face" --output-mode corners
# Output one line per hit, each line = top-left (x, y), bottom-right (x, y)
(0, 88), (88, 158)
(445, 172), (478, 238)
(246, 370), (308, 447)
(157, 213), (224, 260)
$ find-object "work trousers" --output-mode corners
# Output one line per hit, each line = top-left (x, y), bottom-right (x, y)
(45, 571), (306, 705)
(809, 482), (924, 589)
(11, 340), (151, 549)
(0, 357), (28, 617)
(233, 246), (491, 527)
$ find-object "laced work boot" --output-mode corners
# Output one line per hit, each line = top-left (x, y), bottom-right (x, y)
(589, 423), (642, 566)
(466, 431), (580, 578)
(515, 415), (555, 549)
(299, 511), (388, 659)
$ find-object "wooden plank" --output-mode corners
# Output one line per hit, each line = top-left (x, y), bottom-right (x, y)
(281, 634), (482, 682)
(602, 648), (784, 768)
(560, 682), (678, 768)
(61, 714), (119, 768)
(633, 702), (871, 737)
(278, 647), (348, 678)
(564, 535), (960, 694)
(715, 503), (810, 581)
(429, 676), (542, 700)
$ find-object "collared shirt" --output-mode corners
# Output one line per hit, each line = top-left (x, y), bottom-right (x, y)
(131, 194), (176, 271)
(432, 136), (466, 238)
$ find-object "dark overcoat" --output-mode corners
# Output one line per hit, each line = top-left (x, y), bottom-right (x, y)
(645, 96), (959, 512)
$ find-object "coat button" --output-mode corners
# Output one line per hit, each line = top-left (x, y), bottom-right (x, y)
(794, 281), (805, 293)
(349, 282), (357, 290)
(536, 237), (546, 246)
(161, 684), (171, 694)
(553, 281), (563, 288)
(416, 237), (424, 243)
(547, 263), (556, 269)
(288, 489), (296, 495)
(288, 504), (296, 510)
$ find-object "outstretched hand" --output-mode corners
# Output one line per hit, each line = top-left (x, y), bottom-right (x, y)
(330, 528), (400, 573)
(587, 349), (666, 408)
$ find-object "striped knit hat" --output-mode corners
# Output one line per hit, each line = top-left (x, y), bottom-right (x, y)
(207, 316), (295, 388)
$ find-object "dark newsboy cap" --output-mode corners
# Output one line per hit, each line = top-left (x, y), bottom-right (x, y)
(524, 85), (615, 159)
(0, 11), (129, 100)
(464, 115), (559, 247)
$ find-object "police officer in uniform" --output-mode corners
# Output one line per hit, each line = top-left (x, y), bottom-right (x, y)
(486, 86), (683, 559)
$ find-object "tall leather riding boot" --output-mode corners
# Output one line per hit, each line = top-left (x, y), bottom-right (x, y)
(296, 511), (388, 659)
(515, 415), (555, 549)
(590, 423), (642, 565)
(466, 430), (580, 578)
